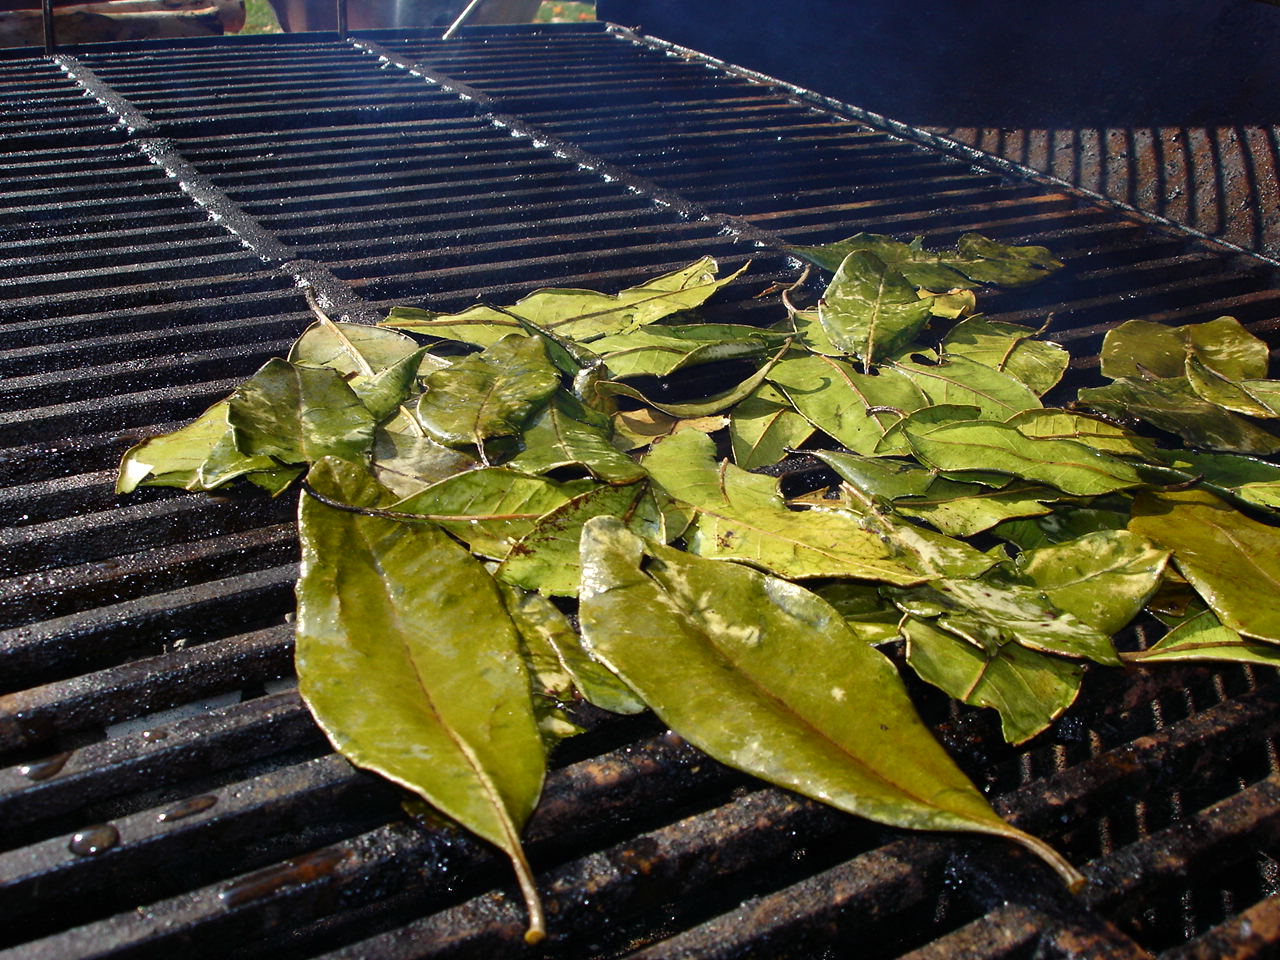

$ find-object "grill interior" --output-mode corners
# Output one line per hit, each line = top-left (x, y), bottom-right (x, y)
(4, 21), (1280, 960)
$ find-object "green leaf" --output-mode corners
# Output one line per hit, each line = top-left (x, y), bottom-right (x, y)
(497, 480), (663, 596)
(808, 581), (903, 644)
(593, 340), (790, 418)
(499, 583), (645, 715)
(588, 324), (786, 379)
(1015, 530), (1169, 635)
(116, 399), (278, 494)
(370, 426), (477, 499)
(941, 318), (1069, 396)
(1006, 408), (1160, 459)
(789, 308), (845, 356)
(887, 573), (1119, 665)
(769, 355), (928, 456)
(904, 419), (1141, 496)
(792, 233), (978, 290)
(416, 335), (560, 451)
(381, 258), (747, 346)
(993, 506), (1131, 551)
(393, 468), (586, 560)
(290, 318), (426, 376)
(1129, 609), (1280, 666)
(1100, 316), (1269, 381)
(578, 517), (1081, 886)
(1130, 489), (1280, 643)
(1185, 355), (1280, 419)
(791, 233), (1063, 291)
(643, 430), (925, 583)
(506, 392), (647, 484)
(947, 234), (1063, 287)
(1079, 378), (1280, 455)
(873, 403), (984, 457)
(897, 482), (1058, 538)
(811, 449), (936, 501)
(228, 359), (376, 466)
(295, 458), (547, 940)
(903, 616), (1083, 745)
(729, 382), (815, 469)
(890, 355), (1041, 420)
(817, 251), (935, 366)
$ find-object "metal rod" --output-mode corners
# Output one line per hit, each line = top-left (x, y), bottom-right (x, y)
(442, 0), (484, 39)
(41, 0), (55, 54)
(335, 0), (347, 39)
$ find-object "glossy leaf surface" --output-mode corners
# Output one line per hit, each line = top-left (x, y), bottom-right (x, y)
(730, 383), (815, 469)
(295, 458), (546, 937)
(891, 356), (1041, 420)
(1131, 609), (1280, 666)
(904, 419), (1141, 495)
(816, 251), (934, 365)
(1015, 530), (1169, 634)
(578, 516), (1080, 885)
(942, 318), (1068, 396)
(228, 359), (376, 465)
(1130, 489), (1280, 643)
(904, 617), (1083, 745)
(416, 335), (559, 449)
(644, 431), (924, 583)
(507, 392), (646, 484)
(382, 258), (745, 346)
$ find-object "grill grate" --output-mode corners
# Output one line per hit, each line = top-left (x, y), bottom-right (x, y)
(3, 21), (1280, 960)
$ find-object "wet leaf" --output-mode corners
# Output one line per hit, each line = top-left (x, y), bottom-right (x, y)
(116, 399), (279, 494)
(1006, 409), (1160, 459)
(947, 234), (1063, 287)
(228, 359), (376, 466)
(1100, 316), (1269, 381)
(416, 335), (560, 451)
(371, 426), (477, 499)
(897, 483), (1057, 537)
(817, 251), (934, 365)
(790, 307), (845, 356)
(594, 341), (789, 418)
(811, 450), (936, 501)
(1130, 489), (1280, 643)
(890, 355), (1041, 420)
(611, 407), (726, 449)
(1130, 609), (1280, 665)
(1015, 530), (1169, 634)
(290, 319), (425, 376)
(394, 468), (587, 560)
(993, 506), (1131, 551)
(1080, 378), (1280, 455)
(499, 583), (644, 715)
(942, 318), (1069, 396)
(792, 233), (978, 290)
(578, 517), (1081, 885)
(497, 481), (663, 596)
(382, 258), (746, 346)
(903, 616), (1083, 745)
(589, 324), (785, 379)
(893, 570), (1119, 664)
(873, 403), (984, 457)
(769, 355), (927, 456)
(1185, 355), (1280, 419)
(808, 581), (902, 644)
(730, 382), (815, 469)
(295, 458), (546, 939)
(507, 392), (646, 484)
(904, 419), (1141, 496)
(643, 431), (925, 583)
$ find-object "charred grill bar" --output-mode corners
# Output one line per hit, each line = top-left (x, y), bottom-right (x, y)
(3, 22), (1280, 960)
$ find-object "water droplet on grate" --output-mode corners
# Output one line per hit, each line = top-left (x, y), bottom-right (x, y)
(69, 824), (120, 856)
(157, 795), (218, 823)
(219, 848), (348, 907)
(19, 751), (71, 781)
(141, 729), (168, 742)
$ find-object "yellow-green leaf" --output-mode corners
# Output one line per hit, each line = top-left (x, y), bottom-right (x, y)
(296, 458), (546, 940)
(578, 517), (1081, 886)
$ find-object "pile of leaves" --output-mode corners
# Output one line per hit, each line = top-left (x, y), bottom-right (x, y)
(117, 234), (1280, 942)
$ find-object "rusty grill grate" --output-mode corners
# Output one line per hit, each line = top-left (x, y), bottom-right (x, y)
(4, 21), (1280, 960)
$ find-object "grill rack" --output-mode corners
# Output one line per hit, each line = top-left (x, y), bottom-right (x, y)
(4, 21), (1280, 959)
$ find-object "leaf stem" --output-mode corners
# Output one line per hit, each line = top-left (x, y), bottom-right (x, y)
(303, 287), (376, 380)
(1008, 828), (1086, 893)
(508, 844), (547, 945)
